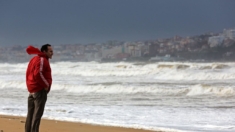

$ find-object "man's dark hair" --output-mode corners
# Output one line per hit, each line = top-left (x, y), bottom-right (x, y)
(41, 44), (51, 52)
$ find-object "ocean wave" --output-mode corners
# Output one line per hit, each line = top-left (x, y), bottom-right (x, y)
(0, 62), (235, 79)
(1, 62), (235, 94)
(186, 84), (235, 96)
(24, 83), (235, 97)
(0, 79), (235, 97)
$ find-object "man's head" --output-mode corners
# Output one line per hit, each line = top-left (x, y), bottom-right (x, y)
(41, 44), (53, 59)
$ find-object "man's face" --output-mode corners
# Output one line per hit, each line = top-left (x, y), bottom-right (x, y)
(44, 46), (53, 59)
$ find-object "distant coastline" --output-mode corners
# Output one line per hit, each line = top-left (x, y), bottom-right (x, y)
(1, 28), (235, 63)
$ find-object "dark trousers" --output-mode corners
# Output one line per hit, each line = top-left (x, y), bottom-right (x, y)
(25, 89), (47, 132)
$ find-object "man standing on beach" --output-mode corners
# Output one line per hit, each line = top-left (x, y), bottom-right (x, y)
(25, 44), (53, 132)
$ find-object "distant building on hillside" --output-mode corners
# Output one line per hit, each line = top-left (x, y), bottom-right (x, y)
(126, 44), (141, 57)
(101, 45), (123, 59)
(223, 28), (235, 39)
(208, 36), (225, 47)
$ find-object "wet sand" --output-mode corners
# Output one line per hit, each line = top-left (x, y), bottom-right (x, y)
(0, 115), (158, 132)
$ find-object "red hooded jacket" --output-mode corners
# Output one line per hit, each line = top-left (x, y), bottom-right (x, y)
(26, 45), (52, 93)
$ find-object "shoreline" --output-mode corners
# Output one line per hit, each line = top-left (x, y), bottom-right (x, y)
(0, 114), (158, 132)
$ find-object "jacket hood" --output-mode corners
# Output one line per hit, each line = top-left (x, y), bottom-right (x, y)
(26, 45), (47, 58)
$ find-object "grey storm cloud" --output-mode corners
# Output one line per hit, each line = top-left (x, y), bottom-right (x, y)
(0, 0), (235, 46)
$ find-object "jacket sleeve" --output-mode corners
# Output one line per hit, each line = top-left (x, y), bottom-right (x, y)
(34, 57), (50, 88)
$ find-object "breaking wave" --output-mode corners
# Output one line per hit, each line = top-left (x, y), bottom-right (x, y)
(1, 61), (235, 96)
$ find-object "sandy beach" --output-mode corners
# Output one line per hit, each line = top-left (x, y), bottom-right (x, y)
(0, 115), (157, 132)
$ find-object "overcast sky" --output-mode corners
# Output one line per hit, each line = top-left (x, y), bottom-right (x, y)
(0, 0), (235, 46)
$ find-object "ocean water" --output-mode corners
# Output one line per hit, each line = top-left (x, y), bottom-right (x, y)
(0, 61), (235, 132)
